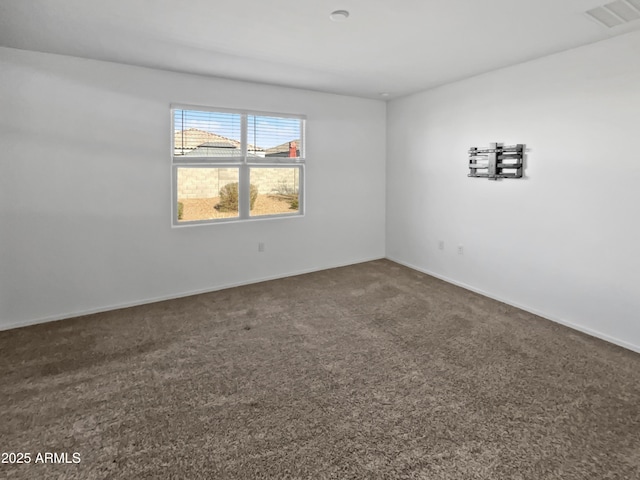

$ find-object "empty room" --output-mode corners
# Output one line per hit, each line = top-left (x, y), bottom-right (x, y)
(1, 1), (639, 479)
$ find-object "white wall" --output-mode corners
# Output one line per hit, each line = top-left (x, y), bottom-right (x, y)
(387, 31), (640, 353)
(0, 47), (386, 329)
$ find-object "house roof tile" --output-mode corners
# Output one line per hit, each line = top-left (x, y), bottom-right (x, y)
(174, 128), (263, 153)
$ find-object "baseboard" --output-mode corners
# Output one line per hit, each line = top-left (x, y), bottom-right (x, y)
(386, 256), (640, 355)
(0, 256), (385, 332)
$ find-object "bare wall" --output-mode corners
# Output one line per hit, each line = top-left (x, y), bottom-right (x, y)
(0, 47), (386, 329)
(386, 31), (640, 352)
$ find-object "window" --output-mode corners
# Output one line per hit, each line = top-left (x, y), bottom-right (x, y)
(172, 106), (305, 225)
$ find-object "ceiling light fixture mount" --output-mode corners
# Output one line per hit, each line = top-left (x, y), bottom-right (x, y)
(329, 10), (350, 22)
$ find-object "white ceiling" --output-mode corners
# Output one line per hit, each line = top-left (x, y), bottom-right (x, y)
(1, 0), (640, 99)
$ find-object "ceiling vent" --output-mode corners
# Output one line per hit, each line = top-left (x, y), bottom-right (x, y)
(586, 0), (640, 27)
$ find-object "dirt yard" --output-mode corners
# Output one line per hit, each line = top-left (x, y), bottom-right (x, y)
(179, 194), (297, 221)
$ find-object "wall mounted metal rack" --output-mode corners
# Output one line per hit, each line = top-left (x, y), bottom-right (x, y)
(468, 143), (524, 180)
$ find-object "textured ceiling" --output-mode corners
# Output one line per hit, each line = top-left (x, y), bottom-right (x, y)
(1, 0), (640, 99)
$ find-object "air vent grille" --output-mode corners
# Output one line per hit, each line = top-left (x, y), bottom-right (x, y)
(586, 0), (640, 28)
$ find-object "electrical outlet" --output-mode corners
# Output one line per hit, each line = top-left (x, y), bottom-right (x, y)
(438, 240), (444, 250)
(258, 242), (265, 252)
(457, 245), (464, 255)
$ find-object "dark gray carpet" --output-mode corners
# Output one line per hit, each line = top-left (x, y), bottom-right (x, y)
(1, 259), (639, 479)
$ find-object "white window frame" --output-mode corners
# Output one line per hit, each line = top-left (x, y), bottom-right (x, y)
(171, 104), (306, 226)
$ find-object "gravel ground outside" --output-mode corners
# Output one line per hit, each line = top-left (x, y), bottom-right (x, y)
(179, 194), (297, 221)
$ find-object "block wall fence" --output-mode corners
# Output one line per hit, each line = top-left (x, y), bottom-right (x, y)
(177, 167), (299, 199)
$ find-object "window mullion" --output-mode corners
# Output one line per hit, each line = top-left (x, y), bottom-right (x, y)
(239, 114), (249, 219)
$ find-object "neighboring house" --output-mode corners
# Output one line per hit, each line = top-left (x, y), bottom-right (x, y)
(265, 140), (300, 158)
(174, 128), (265, 157)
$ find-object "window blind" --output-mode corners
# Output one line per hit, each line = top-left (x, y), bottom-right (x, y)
(173, 109), (242, 158)
(247, 115), (302, 159)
